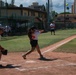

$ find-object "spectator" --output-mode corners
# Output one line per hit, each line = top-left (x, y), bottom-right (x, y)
(4, 25), (11, 36)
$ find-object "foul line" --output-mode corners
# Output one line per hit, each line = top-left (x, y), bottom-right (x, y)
(42, 35), (76, 54)
(0, 35), (76, 72)
(15, 60), (76, 71)
(1, 60), (76, 72)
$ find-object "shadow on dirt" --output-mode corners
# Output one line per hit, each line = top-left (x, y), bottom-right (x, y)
(0, 64), (21, 69)
(38, 57), (58, 61)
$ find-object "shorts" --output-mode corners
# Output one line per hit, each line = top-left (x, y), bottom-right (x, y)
(30, 40), (38, 47)
(50, 29), (55, 32)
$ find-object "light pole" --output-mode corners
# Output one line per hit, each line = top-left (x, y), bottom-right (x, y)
(47, 0), (50, 29)
(0, 0), (2, 17)
(5, 0), (7, 15)
(5, 0), (8, 25)
(64, 0), (66, 28)
(5, 0), (7, 4)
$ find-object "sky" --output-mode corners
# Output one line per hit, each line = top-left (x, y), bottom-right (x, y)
(2, 0), (74, 13)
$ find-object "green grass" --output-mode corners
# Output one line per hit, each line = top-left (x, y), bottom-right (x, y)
(0, 36), (30, 52)
(54, 38), (76, 54)
(0, 29), (76, 52)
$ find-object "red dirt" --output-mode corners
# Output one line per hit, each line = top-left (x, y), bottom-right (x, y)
(0, 35), (76, 75)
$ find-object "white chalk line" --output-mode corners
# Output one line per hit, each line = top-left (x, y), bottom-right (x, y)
(0, 35), (76, 72)
(15, 60), (76, 71)
(0, 61), (8, 64)
(42, 35), (76, 54)
(1, 58), (76, 72)
(15, 35), (76, 71)
(1, 60), (76, 72)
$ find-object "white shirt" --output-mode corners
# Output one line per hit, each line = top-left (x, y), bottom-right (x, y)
(32, 30), (40, 40)
(50, 23), (55, 29)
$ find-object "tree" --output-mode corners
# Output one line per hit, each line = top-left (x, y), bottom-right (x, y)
(60, 12), (71, 14)
(20, 4), (23, 7)
(49, 11), (58, 22)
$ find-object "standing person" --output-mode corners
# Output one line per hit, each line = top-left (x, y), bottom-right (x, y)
(50, 21), (55, 35)
(22, 27), (44, 59)
(4, 25), (11, 36)
(0, 28), (7, 60)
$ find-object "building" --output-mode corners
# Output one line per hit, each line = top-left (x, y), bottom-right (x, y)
(0, 6), (47, 35)
(55, 13), (76, 29)
(0, 0), (4, 7)
(72, 4), (74, 13)
(0, 6), (47, 29)
(56, 0), (76, 23)
(55, 0), (76, 29)
(72, 0), (76, 14)
(29, 2), (45, 11)
(55, 14), (76, 23)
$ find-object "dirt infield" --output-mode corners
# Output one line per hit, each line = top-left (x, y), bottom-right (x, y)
(0, 35), (76, 75)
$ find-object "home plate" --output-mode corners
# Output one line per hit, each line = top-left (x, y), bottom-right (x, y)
(25, 60), (36, 63)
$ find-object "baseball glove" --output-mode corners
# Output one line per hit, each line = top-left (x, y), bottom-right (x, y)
(1, 50), (8, 55)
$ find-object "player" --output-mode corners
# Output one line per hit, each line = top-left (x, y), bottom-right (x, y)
(22, 27), (44, 59)
(50, 21), (55, 35)
(0, 28), (8, 60)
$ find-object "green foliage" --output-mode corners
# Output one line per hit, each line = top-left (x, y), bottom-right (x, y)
(60, 12), (71, 14)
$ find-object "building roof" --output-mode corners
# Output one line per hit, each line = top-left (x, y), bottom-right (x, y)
(0, 6), (47, 13)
